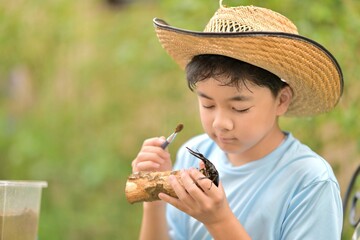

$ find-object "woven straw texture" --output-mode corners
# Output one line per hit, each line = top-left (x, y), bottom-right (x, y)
(204, 6), (298, 34)
(153, 5), (343, 117)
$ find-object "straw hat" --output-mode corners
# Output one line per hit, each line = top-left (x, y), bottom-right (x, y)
(153, 1), (343, 117)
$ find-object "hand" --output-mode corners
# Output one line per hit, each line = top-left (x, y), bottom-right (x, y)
(132, 137), (172, 172)
(159, 168), (232, 226)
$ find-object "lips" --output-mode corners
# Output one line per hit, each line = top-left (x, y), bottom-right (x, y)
(216, 135), (237, 144)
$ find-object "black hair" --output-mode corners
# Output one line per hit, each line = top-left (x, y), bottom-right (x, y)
(185, 54), (288, 97)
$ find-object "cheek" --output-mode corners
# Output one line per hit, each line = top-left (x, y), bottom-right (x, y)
(235, 110), (277, 137)
(199, 108), (213, 130)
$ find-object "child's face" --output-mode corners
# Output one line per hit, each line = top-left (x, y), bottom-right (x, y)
(195, 77), (290, 162)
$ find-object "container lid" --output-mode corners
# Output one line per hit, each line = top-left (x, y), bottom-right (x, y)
(0, 181), (48, 188)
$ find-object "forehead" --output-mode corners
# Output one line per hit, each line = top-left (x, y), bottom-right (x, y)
(195, 77), (270, 100)
(196, 76), (258, 93)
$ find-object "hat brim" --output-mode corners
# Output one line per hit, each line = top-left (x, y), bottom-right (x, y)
(153, 18), (343, 117)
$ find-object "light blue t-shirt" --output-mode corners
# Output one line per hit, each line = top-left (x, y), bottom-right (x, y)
(167, 132), (343, 240)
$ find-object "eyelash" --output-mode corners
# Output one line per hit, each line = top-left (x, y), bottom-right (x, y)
(202, 105), (214, 109)
(233, 107), (251, 113)
(202, 105), (251, 113)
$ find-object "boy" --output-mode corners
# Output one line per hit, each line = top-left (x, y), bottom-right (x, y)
(131, 1), (344, 239)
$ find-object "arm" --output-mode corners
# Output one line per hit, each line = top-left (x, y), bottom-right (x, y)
(139, 201), (169, 240)
(132, 137), (172, 240)
(205, 215), (250, 240)
(159, 168), (251, 240)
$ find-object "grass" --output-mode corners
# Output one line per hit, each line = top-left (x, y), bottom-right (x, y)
(0, 0), (359, 239)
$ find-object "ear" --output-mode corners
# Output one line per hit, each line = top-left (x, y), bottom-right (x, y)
(276, 86), (292, 116)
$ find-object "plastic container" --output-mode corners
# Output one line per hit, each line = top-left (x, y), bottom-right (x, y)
(0, 181), (47, 240)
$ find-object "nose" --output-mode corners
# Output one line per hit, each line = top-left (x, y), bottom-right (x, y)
(212, 110), (234, 131)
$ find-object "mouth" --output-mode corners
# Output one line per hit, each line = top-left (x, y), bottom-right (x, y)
(216, 135), (237, 144)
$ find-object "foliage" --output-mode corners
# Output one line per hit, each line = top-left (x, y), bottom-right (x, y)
(0, 0), (359, 239)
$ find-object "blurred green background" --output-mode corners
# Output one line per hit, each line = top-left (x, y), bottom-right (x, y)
(0, 0), (359, 239)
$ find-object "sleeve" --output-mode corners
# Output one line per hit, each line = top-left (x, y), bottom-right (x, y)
(281, 179), (343, 240)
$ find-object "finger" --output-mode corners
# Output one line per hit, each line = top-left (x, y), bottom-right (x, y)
(170, 173), (195, 201)
(189, 168), (218, 195)
(133, 161), (161, 172)
(159, 174), (197, 213)
(180, 170), (210, 202)
(136, 151), (166, 165)
(158, 192), (184, 210)
(132, 153), (162, 172)
(142, 137), (167, 148)
(159, 191), (196, 215)
(140, 145), (170, 159)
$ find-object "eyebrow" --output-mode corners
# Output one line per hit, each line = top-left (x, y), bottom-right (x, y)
(197, 91), (252, 101)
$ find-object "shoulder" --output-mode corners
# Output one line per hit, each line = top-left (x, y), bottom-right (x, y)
(282, 133), (339, 189)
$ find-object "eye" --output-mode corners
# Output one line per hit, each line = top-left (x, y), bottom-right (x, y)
(233, 107), (251, 113)
(202, 105), (215, 109)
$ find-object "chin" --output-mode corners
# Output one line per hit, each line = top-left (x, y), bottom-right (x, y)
(215, 140), (239, 153)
